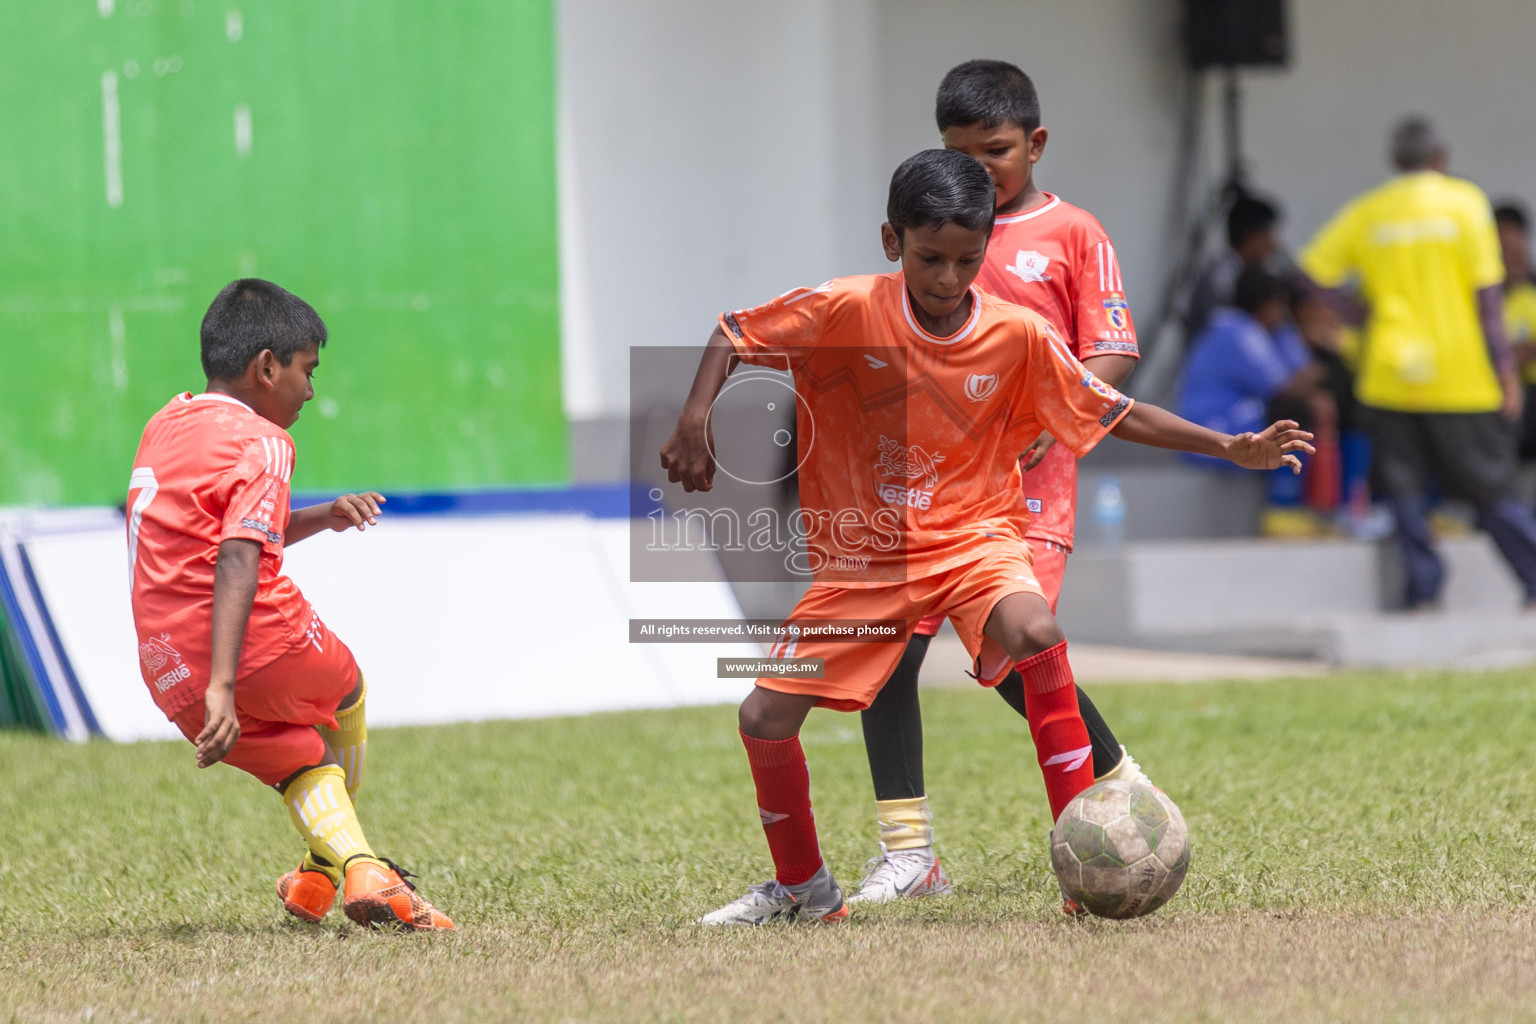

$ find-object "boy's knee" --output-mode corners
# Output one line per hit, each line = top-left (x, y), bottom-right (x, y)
(737, 699), (776, 739)
(1004, 611), (1065, 662)
(737, 687), (810, 741)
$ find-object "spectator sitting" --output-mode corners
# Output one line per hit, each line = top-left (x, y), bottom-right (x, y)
(1179, 266), (1336, 535)
(1495, 201), (1536, 461)
(1184, 191), (1284, 342)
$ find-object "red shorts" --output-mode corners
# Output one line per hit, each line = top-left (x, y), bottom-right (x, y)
(914, 538), (1067, 635)
(758, 543), (1046, 711)
(173, 623), (360, 786)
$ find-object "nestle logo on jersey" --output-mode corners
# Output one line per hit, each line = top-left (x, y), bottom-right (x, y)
(877, 484), (933, 509)
(155, 663), (191, 692)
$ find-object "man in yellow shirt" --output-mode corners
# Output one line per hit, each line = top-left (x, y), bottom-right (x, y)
(1300, 117), (1536, 608)
(1495, 202), (1536, 459)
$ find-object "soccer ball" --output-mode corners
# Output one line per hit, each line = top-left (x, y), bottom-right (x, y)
(1050, 779), (1190, 919)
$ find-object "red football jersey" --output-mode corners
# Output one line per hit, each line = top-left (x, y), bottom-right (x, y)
(974, 193), (1140, 549)
(127, 392), (314, 719)
(723, 273), (1133, 585)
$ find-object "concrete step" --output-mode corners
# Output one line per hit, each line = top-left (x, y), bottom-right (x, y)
(1056, 536), (1536, 667)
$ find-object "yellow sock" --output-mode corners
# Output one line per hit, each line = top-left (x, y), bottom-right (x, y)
(282, 765), (383, 871)
(299, 849), (343, 887)
(876, 796), (934, 851)
(319, 676), (367, 802)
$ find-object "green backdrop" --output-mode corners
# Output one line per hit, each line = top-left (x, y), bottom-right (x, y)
(0, 0), (565, 506)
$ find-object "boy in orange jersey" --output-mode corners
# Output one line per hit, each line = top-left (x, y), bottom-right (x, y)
(663, 150), (1310, 925)
(851, 60), (1150, 906)
(127, 279), (453, 932)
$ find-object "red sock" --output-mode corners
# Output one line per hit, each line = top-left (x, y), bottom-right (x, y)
(740, 731), (822, 886)
(1015, 641), (1094, 823)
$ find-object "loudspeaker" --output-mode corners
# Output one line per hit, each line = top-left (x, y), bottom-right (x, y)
(1183, 0), (1288, 70)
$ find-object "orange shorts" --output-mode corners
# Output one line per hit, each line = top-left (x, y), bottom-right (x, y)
(914, 538), (1067, 635)
(760, 543), (1046, 711)
(173, 620), (360, 787)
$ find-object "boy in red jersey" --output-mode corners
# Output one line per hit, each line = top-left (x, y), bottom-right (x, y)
(663, 150), (1309, 925)
(127, 279), (453, 932)
(852, 60), (1149, 906)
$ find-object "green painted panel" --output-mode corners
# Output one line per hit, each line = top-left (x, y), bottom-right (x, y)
(0, 0), (565, 505)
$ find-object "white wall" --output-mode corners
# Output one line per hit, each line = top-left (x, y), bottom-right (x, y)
(1241, 0), (1536, 249)
(559, 0), (1536, 428)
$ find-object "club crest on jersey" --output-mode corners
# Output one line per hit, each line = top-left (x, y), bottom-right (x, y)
(965, 373), (999, 402)
(875, 435), (944, 510)
(1005, 250), (1052, 283)
(1103, 295), (1131, 330)
(1081, 372), (1119, 401)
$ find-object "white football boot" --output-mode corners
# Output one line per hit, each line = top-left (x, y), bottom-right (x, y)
(1096, 745), (1151, 788)
(698, 864), (849, 926)
(846, 844), (953, 904)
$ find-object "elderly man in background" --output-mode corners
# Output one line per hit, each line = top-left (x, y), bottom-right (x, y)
(1299, 116), (1536, 609)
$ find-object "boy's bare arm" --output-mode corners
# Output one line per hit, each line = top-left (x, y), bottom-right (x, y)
(199, 538), (261, 768)
(1110, 403), (1314, 473)
(287, 492), (386, 545)
(659, 327), (736, 493)
(1021, 354), (1137, 471)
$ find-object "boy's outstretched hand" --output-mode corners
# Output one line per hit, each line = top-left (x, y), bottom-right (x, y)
(328, 491), (385, 531)
(1224, 420), (1315, 473)
(661, 416), (716, 493)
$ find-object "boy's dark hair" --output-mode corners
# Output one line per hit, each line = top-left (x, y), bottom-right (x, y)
(1232, 265), (1290, 316)
(1227, 193), (1280, 248)
(200, 279), (327, 379)
(887, 150), (997, 242)
(935, 59), (1040, 134)
(1494, 202), (1529, 232)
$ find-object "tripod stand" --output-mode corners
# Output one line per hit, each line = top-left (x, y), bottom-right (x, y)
(1134, 65), (1255, 404)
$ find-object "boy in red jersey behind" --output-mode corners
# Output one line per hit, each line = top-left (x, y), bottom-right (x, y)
(852, 60), (1154, 906)
(127, 279), (453, 932)
(662, 150), (1310, 925)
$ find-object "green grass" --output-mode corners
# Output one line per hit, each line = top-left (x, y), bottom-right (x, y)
(2, 669), (1536, 1022)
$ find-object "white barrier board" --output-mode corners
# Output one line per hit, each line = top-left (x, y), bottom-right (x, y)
(21, 512), (756, 741)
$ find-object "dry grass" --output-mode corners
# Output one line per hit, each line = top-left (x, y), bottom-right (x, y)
(8, 910), (1536, 1023)
(3, 668), (1535, 1022)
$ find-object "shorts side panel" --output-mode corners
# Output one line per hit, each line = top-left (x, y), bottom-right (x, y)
(234, 612), (359, 730)
(1029, 541), (1069, 614)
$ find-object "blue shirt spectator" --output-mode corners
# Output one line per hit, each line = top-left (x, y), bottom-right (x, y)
(1179, 269), (1317, 471)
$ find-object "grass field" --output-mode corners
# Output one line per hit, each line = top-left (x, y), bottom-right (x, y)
(3, 667), (1536, 1023)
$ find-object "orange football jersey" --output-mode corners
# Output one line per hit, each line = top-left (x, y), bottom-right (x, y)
(721, 273), (1133, 586)
(127, 393), (315, 719)
(975, 194), (1140, 549)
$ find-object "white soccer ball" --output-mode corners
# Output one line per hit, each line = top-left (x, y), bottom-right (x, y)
(1050, 778), (1190, 919)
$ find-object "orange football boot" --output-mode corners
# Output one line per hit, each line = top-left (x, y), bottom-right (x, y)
(276, 863), (338, 923)
(342, 858), (456, 932)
